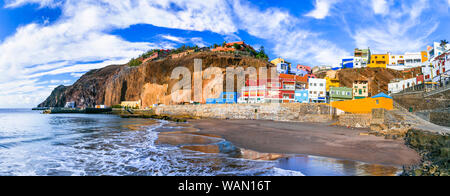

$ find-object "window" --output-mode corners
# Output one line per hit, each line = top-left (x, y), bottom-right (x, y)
(376, 100), (379, 105)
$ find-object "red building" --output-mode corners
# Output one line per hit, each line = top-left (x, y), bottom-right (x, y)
(296, 65), (312, 74)
(416, 75), (424, 85)
(239, 76), (296, 103)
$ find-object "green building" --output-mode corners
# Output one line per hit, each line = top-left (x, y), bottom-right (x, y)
(330, 87), (353, 102)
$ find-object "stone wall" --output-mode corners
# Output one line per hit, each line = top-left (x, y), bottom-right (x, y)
(392, 90), (450, 112)
(155, 103), (334, 122)
(336, 114), (372, 128)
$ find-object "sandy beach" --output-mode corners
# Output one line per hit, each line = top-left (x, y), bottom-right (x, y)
(190, 119), (421, 167)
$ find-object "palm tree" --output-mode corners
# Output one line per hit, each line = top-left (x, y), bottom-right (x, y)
(440, 40), (448, 48)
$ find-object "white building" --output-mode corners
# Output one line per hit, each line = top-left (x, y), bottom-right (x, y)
(431, 51), (450, 84)
(388, 78), (418, 94)
(387, 52), (425, 70)
(308, 78), (326, 103)
(428, 42), (449, 61)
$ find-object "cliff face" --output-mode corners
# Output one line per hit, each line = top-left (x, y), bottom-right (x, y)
(38, 64), (123, 108)
(39, 52), (272, 108)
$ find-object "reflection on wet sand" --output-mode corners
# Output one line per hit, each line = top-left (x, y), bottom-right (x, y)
(154, 121), (401, 176)
(277, 155), (400, 176)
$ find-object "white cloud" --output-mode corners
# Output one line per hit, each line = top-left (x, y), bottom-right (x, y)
(371, 0), (389, 15)
(352, 0), (437, 54)
(0, 0), (238, 108)
(234, 0), (348, 65)
(305, 0), (339, 19)
(161, 35), (186, 43)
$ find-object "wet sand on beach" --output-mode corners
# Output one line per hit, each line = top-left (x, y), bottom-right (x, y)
(189, 119), (421, 167)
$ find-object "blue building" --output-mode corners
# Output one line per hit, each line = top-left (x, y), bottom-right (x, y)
(295, 90), (309, 103)
(342, 58), (354, 69)
(276, 63), (291, 74)
(206, 92), (238, 104)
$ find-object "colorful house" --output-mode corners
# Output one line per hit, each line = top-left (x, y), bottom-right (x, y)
(325, 76), (340, 91)
(329, 87), (353, 102)
(331, 93), (393, 114)
(276, 63), (291, 74)
(341, 57), (354, 69)
(270, 58), (290, 66)
(353, 80), (369, 99)
(206, 92), (238, 104)
(308, 78), (327, 103)
(239, 77), (296, 103)
(295, 89), (309, 103)
(368, 54), (389, 68)
(354, 48), (371, 68)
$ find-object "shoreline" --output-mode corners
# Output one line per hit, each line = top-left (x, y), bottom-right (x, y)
(188, 119), (421, 167)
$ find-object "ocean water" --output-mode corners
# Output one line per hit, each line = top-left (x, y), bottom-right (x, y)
(0, 109), (400, 176)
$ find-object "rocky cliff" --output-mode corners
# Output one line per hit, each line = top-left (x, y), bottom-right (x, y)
(39, 52), (272, 108)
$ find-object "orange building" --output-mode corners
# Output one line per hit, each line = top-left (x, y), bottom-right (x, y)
(421, 51), (428, 62)
(331, 93), (393, 114)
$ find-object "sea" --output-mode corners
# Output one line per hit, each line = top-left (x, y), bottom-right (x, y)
(0, 109), (401, 176)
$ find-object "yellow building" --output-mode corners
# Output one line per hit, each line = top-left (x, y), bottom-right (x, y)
(325, 76), (340, 91)
(368, 54), (389, 68)
(270, 58), (290, 66)
(331, 95), (393, 114)
(121, 100), (141, 109)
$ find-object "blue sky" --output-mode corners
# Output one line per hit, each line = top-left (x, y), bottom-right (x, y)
(0, 0), (449, 108)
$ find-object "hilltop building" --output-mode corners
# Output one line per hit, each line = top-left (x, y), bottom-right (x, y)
(368, 54), (389, 68)
(353, 48), (371, 68)
(341, 57), (354, 69)
(387, 52), (427, 70)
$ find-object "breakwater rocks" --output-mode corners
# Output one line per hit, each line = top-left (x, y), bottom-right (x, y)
(154, 103), (334, 122)
(402, 129), (449, 176)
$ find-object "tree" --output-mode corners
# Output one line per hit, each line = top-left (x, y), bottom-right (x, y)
(222, 41), (227, 47)
(128, 58), (142, 67)
(256, 46), (268, 60)
(233, 43), (241, 50)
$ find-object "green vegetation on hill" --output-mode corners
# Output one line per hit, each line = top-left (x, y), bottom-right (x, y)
(128, 58), (142, 67)
(126, 42), (269, 67)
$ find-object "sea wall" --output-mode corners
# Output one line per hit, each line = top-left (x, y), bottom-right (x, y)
(154, 103), (334, 122)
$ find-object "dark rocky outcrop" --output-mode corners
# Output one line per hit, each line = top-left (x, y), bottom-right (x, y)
(402, 129), (449, 176)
